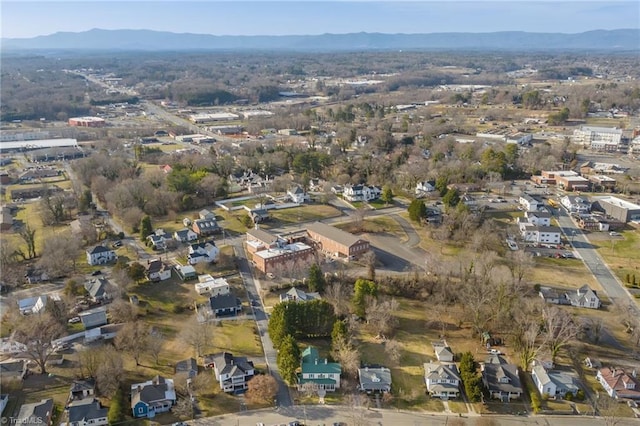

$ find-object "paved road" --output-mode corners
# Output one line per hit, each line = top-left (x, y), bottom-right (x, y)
(188, 405), (640, 426)
(555, 208), (639, 315)
(231, 239), (293, 408)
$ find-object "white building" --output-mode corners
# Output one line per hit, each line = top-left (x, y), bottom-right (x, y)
(86, 245), (117, 266)
(195, 275), (230, 296)
(573, 126), (622, 151)
(415, 181), (436, 197)
(561, 195), (591, 214)
(343, 184), (382, 202)
(188, 241), (219, 265)
(531, 364), (579, 398)
(524, 211), (551, 226)
(519, 224), (562, 244)
(424, 363), (461, 399)
(519, 194), (543, 212)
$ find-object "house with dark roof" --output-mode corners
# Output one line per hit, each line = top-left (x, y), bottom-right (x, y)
(287, 185), (308, 204)
(531, 364), (579, 398)
(131, 376), (176, 418)
(68, 378), (96, 402)
(279, 287), (320, 303)
(79, 309), (108, 330)
(15, 398), (54, 426)
(306, 221), (369, 260)
(145, 259), (172, 282)
(173, 228), (198, 243)
(84, 278), (113, 303)
(199, 209), (215, 220)
(432, 341), (454, 362)
(210, 352), (255, 393)
(297, 346), (341, 391)
(188, 241), (219, 265)
(566, 285), (601, 309)
(192, 218), (220, 237)
(343, 184), (381, 202)
(209, 294), (242, 318)
(0, 359), (28, 381)
(481, 357), (523, 402)
(358, 366), (392, 394)
(66, 398), (108, 426)
(424, 363), (461, 399)
(86, 245), (116, 266)
(597, 367), (640, 400)
(175, 358), (198, 379)
(146, 229), (172, 250)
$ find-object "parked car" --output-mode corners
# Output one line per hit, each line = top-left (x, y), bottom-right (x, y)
(609, 231), (621, 237)
(68, 317), (81, 324)
(112, 240), (123, 248)
(91, 270), (102, 276)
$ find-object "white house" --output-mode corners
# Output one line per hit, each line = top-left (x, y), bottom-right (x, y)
(343, 184), (381, 202)
(297, 346), (342, 391)
(210, 352), (255, 393)
(415, 181), (436, 197)
(195, 275), (230, 296)
(147, 229), (172, 250)
(146, 259), (172, 282)
(287, 186), (308, 204)
(188, 241), (219, 265)
(561, 196), (591, 214)
(173, 228), (198, 243)
(519, 224), (562, 244)
(432, 341), (454, 362)
(566, 285), (601, 309)
(86, 245), (116, 266)
(524, 211), (551, 227)
(531, 364), (579, 398)
(17, 295), (47, 315)
(424, 363), (461, 399)
(519, 194), (543, 212)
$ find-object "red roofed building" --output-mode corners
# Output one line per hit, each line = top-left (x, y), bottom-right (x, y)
(596, 367), (640, 400)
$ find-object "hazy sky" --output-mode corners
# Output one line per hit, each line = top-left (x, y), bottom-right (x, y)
(2, 1), (639, 39)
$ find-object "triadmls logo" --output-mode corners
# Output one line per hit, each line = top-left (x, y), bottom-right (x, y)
(1, 417), (45, 424)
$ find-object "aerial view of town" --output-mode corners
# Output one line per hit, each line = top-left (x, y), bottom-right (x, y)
(0, 1), (639, 425)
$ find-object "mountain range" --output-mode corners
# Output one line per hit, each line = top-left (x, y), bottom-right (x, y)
(2, 28), (638, 51)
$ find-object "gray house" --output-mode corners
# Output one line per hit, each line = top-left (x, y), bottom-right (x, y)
(358, 366), (392, 393)
(482, 357), (523, 402)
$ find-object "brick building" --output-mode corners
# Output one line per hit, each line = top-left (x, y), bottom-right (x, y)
(306, 221), (370, 260)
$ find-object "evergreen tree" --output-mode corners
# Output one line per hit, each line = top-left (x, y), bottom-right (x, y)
(107, 388), (125, 424)
(140, 215), (153, 240)
(408, 199), (427, 223)
(352, 279), (378, 318)
(442, 188), (461, 208)
(381, 186), (394, 205)
(331, 320), (348, 349)
(277, 335), (300, 385)
(307, 263), (325, 293)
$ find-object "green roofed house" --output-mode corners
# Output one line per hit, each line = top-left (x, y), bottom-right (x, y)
(297, 346), (341, 392)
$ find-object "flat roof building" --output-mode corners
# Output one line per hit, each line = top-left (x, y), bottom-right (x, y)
(592, 196), (640, 223)
(69, 117), (106, 127)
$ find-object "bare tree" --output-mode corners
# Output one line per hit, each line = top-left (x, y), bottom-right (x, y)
(18, 223), (37, 260)
(37, 231), (81, 278)
(77, 345), (104, 378)
(384, 339), (402, 365)
(172, 397), (194, 420)
(148, 328), (165, 365)
(361, 250), (377, 281)
(96, 345), (125, 397)
(108, 299), (138, 324)
(115, 321), (150, 366)
(246, 374), (279, 404)
(506, 250), (535, 290)
(596, 392), (624, 426)
(324, 281), (350, 317)
(512, 300), (545, 370)
(332, 336), (361, 378)
(13, 312), (65, 374)
(180, 316), (212, 358)
(542, 306), (579, 363)
(366, 297), (399, 338)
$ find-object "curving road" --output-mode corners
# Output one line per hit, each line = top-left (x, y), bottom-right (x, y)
(555, 208), (640, 316)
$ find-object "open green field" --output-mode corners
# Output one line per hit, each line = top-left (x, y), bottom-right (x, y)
(592, 229), (640, 286)
(266, 204), (342, 226)
(530, 257), (602, 292)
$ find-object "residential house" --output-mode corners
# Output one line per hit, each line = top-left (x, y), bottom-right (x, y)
(538, 286), (570, 306)
(17, 295), (47, 315)
(524, 211), (551, 227)
(287, 186), (308, 204)
(279, 287), (320, 303)
(481, 357), (523, 401)
(174, 358), (198, 379)
(0, 360), (28, 381)
(192, 218), (220, 237)
(297, 346), (342, 391)
(358, 366), (392, 393)
(330, 185), (343, 195)
(174, 264), (197, 281)
(432, 341), (454, 362)
(531, 364), (579, 398)
(308, 178), (325, 191)
(209, 293), (242, 318)
(86, 245), (116, 266)
(147, 229), (172, 250)
(519, 223), (562, 244)
(597, 367), (640, 400)
(424, 362), (461, 399)
(66, 399), (108, 426)
(188, 241), (219, 265)
(210, 352), (255, 393)
(561, 196), (591, 214)
(79, 309), (108, 330)
(173, 228), (198, 243)
(15, 398), (54, 426)
(68, 379), (96, 401)
(306, 221), (370, 260)
(519, 194), (543, 212)
(249, 209), (270, 224)
(84, 278), (113, 303)
(566, 285), (601, 309)
(415, 181), (436, 197)
(131, 376), (176, 418)
(343, 184), (381, 202)
(146, 259), (172, 282)
(195, 275), (230, 296)
(199, 209), (215, 220)
(83, 323), (123, 343)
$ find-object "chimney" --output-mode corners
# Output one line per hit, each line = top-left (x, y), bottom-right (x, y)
(633, 369), (637, 378)
(325, 359), (328, 364)
(315, 359), (318, 365)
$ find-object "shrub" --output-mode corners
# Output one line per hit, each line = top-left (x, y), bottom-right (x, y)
(564, 392), (574, 401)
(576, 389), (585, 401)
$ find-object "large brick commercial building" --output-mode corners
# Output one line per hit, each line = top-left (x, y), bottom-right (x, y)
(306, 221), (370, 260)
(246, 228), (315, 274)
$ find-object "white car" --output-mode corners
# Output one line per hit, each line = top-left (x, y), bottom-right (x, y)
(609, 231), (621, 236)
(68, 317), (81, 324)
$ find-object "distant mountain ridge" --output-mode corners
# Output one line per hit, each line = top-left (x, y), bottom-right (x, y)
(2, 28), (638, 51)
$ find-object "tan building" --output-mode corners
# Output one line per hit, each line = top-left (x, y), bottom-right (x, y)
(306, 221), (370, 260)
(68, 117), (106, 127)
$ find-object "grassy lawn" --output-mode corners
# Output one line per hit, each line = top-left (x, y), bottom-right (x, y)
(530, 257), (601, 291)
(447, 400), (468, 413)
(477, 400), (529, 415)
(215, 209), (251, 235)
(208, 320), (264, 358)
(267, 204), (342, 225)
(129, 274), (197, 313)
(593, 230), (640, 285)
(336, 216), (405, 239)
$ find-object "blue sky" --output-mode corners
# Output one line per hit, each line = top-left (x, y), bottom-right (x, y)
(2, 1), (638, 39)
